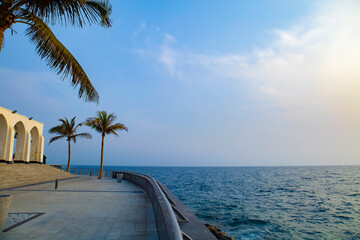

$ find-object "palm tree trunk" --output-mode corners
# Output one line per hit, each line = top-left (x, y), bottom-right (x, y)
(66, 140), (71, 172)
(0, 28), (4, 53)
(99, 134), (105, 179)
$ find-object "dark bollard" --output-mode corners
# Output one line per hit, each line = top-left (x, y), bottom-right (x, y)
(90, 171), (93, 177)
(55, 179), (59, 189)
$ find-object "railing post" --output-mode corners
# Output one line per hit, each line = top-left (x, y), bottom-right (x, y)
(117, 173), (123, 183)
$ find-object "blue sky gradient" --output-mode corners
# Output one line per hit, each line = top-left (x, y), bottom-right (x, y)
(1, 0), (359, 166)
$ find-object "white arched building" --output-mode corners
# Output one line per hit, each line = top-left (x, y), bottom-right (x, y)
(0, 106), (44, 163)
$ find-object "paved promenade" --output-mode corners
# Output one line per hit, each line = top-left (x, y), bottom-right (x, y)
(0, 176), (158, 240)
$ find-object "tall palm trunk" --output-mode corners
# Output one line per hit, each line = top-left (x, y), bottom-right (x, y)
(99, 134), (105, 179)
(66, 140), (71, 172)
(0, 28), (4, 52)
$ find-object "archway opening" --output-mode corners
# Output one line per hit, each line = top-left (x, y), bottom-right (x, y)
(30, 127), (40, 162)
(0, 114), (7, 160)
(13, 121), (26, 161)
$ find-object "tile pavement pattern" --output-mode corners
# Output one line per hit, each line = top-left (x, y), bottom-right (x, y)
(0, 176), (159, 240)
(3, 213), (44, 232)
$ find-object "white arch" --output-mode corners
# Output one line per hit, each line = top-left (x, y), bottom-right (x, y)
(13, 121), (26, 161)
(30, 126), (40, 162)
(0, 107), (44, 163)
(0, 114), (8, 160)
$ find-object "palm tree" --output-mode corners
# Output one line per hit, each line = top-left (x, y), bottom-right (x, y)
(49, 117), (92, 172)
(85, 110), (127, 179)
(0, 0), (112, 103)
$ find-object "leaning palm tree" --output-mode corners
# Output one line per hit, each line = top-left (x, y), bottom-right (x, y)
(0, 0), (112, 103)
(49, 117), (92, 172)
(85, 110), (127, 179)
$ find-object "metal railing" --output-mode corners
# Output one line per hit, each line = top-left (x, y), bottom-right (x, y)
(117, 170), (184, 240)
(68, 167), (119, 178)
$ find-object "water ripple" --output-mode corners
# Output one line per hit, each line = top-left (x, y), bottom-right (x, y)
(103, 165), (360, 239)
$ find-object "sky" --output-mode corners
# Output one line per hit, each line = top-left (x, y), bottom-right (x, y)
(1, 0), (360, 166)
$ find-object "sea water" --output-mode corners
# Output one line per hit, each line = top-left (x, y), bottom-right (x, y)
(76, 165), (360, 239)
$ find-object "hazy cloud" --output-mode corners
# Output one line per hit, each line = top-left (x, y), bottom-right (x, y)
(153, 0), (360, 165)
(157, 1), (360, 115)
(158, 33), (181, 78)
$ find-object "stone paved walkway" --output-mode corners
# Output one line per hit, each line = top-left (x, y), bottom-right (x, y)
(0, 176), (158, 240)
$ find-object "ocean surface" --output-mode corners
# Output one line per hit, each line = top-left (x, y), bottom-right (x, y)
(72, 166), (360, 239)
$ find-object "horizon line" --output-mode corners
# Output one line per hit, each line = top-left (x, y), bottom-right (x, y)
(64, 164), (360, 168)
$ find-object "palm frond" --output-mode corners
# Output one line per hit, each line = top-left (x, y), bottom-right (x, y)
(85, 117), (103, 133)
(49, 116), (91, 144)
(74, 122), (82, 131)
(49, 135), (65, 144)
(84, 0), (112, 28)
(59, 118), (69, 126)
(70, 117), (76, 129)
(85, 110), (128, 136)
(73, 132), (92, 139)
(49, 125), (65, 134)
(106, 123), (128, 135)
(21, 0), (112, 28)
(19, 9), (99, 102)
